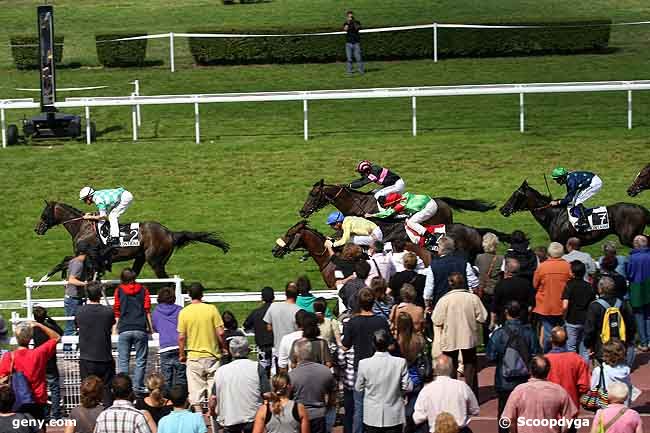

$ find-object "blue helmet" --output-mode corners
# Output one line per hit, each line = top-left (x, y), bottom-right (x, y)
(326, 211), (345, 225)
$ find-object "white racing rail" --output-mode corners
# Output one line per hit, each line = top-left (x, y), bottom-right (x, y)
(2, 80), (650, 147)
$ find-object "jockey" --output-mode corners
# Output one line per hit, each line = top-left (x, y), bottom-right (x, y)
(79, 186), (134, 246)
(367, 192), (439, 247)
(549, 167), (603, 232)
(325, 211), (383, 251)
(348, 160), (405, 200)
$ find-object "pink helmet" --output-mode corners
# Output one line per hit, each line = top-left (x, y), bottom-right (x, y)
(356, 160), (372, 173)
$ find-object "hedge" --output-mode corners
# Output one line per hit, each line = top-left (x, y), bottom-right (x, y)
(96, 33), (148, 67)
(10, 35), (64, 70)
(188, 20), (611, 65)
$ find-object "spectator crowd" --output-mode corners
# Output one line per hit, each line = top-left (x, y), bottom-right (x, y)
(0, 233), (649, 433)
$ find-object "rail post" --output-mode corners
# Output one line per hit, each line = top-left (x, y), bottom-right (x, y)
(303, 99), (309, 141)
(1, 107), (5, 148)
(194, 102), (200, 144)
(433, 23), (438, 63)
(132, 80), (141, 126)
(85, 106), (91, 144)
(411, 95), (417, 137)
(174, 275), (183, 307)
(169, 32), (176, 73)
(628, 90), (633, 130)
(25, 277), (33, 319)
(519, 92), (525, 133)
(131, 94), (138, 141)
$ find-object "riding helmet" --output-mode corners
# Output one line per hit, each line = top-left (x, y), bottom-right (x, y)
(551, 167), (569, 179)
(356, 160), (372, 174)
(326, 211), (345, 225)
(79, 186), (95, 200)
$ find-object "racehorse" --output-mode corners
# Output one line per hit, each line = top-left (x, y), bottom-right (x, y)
(272, 221), (337, 288)
(628, 164), (650, 197)
(300, 179), (496, 224)
(35, 201), (230, 278)
(500, 181), (649, 247)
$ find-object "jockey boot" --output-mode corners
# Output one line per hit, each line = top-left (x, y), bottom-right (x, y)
(421, 232), (441, 251)
(575, 204), (590, 232)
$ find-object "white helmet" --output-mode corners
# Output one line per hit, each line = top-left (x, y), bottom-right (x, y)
(79, 186), (95, 201)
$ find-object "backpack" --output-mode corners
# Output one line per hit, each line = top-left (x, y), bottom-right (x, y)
(596, 298), (626, 343)
(501, 326), (531, 379)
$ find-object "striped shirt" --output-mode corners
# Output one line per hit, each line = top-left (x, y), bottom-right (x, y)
(94, 399), (152, 433)
(92, 187), (125, 214)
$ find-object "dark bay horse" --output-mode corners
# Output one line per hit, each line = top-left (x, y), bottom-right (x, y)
(35, 201), (230, 278)
(300, 179), (496, 224)
(628, 164), (650, 197)
(500, 181), (649, 247)
(272, 221), (337, 288)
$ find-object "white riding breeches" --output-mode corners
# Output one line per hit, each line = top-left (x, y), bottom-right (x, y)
(573, 176), (603, 206)
(108, 191), (133, 238)
(406, 199), (439, 235)
(373, 178), (406, 200)
(352, 226), (383, 246)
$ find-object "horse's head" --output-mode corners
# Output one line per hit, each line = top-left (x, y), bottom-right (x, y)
(500, 180), (532, 217)
(628, 164), (650, 197)
(272, 221), (310, 258)
(300, 179), (330, 218)
(35, 200), (57, 235)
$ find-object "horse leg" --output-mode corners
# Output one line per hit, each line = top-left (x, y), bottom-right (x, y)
(131, 254), (146, 276)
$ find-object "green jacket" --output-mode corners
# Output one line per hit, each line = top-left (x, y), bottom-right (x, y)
(370, 192), (432, 218)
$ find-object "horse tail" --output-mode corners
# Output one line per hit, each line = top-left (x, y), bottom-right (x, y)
(172, 231), (230, 253)
(436, 197), (496, 213)
(472, 227), (513, 244)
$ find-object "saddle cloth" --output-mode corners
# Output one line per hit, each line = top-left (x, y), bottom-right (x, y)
(98, 221), (141, 247)
(567, 206), (610, 231)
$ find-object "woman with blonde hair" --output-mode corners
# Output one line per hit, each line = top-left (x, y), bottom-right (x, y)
(65, 375), (104, 433)
(434, 412), (459, 433)
(135, 373), (173, 425)
(253, 372), (309, 433)
(474, 233), (503, 343)
(590, 382), (643, 433)
(591, 340), (633, 406)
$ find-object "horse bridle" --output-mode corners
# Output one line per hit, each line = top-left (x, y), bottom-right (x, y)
(277, 229), (328, 258)
(321, 185), (368, 216)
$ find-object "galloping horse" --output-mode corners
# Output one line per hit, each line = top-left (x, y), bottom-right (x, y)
(300, 179), (496, 223)
(35, 201), (230, 278)
(500, 181), (649, 247)
(272, 221), (337, 288)
(628, 164), (650, 197)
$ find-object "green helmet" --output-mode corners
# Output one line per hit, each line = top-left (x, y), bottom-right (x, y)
(551, 167), (569, 179)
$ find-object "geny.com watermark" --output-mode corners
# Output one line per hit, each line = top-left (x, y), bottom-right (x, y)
(12, 418), (76, 430)
(499, 416), (590, 430)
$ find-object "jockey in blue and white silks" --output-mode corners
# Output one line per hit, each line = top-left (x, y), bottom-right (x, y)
(549, 167), (603, 232)
(348, 160), (405, 200)
(79, 186), (133, 245)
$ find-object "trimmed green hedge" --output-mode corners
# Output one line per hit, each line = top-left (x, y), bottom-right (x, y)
(96, 33), (148, 67)
(10, 35), (64, 70)
(188, 20), (611, 65)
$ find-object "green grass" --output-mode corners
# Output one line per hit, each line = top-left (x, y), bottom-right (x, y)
(1, 1), (650, 323)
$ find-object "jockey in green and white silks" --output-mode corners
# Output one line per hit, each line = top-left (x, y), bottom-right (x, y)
(549, 167), (602, 232)
(79, 186), (133, 245)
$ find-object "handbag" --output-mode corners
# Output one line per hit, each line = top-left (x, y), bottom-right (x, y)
(0, 351), (35, 411)
(580, 364), (609, 412)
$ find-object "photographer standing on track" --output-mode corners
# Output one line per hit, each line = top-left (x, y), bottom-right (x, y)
(344, 10), (364, 75)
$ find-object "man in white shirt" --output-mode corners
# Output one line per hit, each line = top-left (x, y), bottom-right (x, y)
(277, 310), (306, 371)
(366, 241), (396, 285)
(413, 355), (479, 433)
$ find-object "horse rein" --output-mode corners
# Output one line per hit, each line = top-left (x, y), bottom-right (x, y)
(323, 185), (367, 216)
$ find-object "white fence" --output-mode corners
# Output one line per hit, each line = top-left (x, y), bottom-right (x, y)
(2, 80), (650, 148)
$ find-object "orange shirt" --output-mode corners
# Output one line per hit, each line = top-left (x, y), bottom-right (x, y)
(533, 257), (571, 316)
